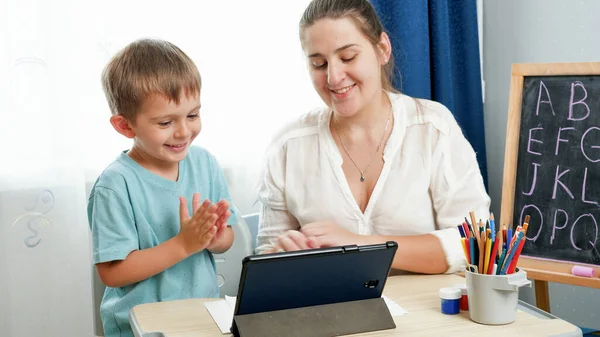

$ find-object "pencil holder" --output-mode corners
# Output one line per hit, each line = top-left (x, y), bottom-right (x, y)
(464, 268), (531, 325)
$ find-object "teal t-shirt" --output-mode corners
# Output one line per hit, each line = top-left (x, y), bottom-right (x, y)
(87, 146), (238, 337)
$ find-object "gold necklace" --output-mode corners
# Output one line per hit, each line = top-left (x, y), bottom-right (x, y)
(333, 106), (392, 182)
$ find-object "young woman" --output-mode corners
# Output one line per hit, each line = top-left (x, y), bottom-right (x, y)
(256, 0), (489, 274)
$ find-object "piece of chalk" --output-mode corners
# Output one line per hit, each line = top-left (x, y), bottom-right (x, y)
(571, 265), (594, 278)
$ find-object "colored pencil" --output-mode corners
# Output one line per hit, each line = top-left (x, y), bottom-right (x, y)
(490, 213), (496, 241)
(470, 211), (480, 243)
(457, 225), (465, 238)
(486, 231), (501, 274)
(506, 223), (529, 274)
(462, 222), (470, 238)
(478, 232), (485, 273)
(484, 233), (492, 275)
(469, 237), (476, 266)
(461, 237), (469, 264)
(500, 232), (524, 275)
(469, 211), (477, 234)
(496, 246), (507, 275)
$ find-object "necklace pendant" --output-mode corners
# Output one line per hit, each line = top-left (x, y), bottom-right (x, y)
(360, 174), (365, 182)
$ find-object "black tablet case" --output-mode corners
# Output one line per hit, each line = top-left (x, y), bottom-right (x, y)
(230, 241), (398, 337)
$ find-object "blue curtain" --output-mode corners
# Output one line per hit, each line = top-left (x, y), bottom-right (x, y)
(371, 0), (488, 188)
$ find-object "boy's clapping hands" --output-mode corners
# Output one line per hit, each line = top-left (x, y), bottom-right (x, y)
(209, 199), (232, 241)
(177, 193), (232, 256)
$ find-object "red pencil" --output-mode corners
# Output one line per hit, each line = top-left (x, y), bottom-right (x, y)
(462, 222), (470, 238)
(506, 239), (525, 274)
(486, 230), (501, 274)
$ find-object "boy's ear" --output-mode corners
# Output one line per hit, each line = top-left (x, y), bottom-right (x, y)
(110, 115), (136, 139)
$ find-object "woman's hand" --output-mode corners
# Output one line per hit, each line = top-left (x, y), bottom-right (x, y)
(265, 230), (320, 253)
(300, 221), (362, 247)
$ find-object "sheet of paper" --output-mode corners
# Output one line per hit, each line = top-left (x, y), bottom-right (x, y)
(204, 299), (234, 334)
(225, 295), (237, 308)
(382, 295), (408, 316)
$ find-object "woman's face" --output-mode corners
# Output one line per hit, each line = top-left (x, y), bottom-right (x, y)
(302, 17), (387, 118)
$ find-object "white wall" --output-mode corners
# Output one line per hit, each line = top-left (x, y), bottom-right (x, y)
(0, 1), (316, 335)
(482, 0), (600, 330)
(0, 171), (93, 337)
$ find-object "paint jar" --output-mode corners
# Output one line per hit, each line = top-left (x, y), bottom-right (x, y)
(465, 268), (531, 325)
(454, 283), (469, 311)
(439, 287), (461, 315)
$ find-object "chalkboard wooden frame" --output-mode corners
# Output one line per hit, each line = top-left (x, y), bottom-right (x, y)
(500, 62), (600, 308)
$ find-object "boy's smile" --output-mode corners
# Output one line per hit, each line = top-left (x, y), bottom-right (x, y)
(165, 143), (189, 152)
(126, 92), (202, 179)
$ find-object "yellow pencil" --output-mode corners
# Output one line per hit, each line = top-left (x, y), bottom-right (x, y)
(484, 231), (492, 274)
(478, 231), (485, 273)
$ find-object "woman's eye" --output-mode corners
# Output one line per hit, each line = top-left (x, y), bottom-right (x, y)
(342, 56), (356, 63)
(311, 61), (327, 69)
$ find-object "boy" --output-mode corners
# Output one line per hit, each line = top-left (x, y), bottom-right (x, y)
(88, 38), (237, 337)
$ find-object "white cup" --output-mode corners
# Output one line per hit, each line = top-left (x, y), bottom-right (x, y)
(465, 268), (531, 325)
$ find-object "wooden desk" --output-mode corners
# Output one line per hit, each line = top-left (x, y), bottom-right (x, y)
(129, 274), (582, 337)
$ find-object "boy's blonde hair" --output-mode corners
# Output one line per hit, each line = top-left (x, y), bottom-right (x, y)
(101, 39), (201, 122)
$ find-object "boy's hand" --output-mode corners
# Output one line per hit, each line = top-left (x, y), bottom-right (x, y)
(206, 199), (232, 250)
(213, 199), (232, 235)
(177, 193), (218, 256)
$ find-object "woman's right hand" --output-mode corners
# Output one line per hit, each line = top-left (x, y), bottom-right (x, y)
(265, 230), (320, 253)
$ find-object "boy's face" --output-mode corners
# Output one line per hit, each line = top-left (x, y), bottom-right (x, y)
(129, 93), (201, 169)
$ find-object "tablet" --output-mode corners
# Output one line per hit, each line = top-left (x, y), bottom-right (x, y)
(231, 241), (398, 333)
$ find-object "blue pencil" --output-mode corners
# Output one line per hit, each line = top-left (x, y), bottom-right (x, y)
(457, 225), (465, 238)
(490, 213), (496, 241)
(500, 232), (524, 274)
(496, 246), (507, 275)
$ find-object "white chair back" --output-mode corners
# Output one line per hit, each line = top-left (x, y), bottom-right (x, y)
(214, 212), (255, 297)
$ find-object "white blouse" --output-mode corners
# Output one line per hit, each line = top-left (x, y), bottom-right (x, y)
(256, 92), (490, 273)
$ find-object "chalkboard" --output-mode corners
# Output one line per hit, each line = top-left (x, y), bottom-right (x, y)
(514, 75), (600, 266)
(501, 62), (600, 290)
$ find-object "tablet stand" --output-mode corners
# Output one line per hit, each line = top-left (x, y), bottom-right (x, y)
(232, 297), (395, 337)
